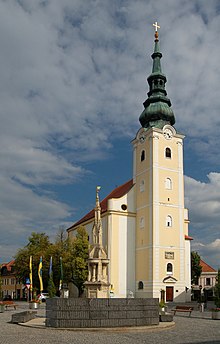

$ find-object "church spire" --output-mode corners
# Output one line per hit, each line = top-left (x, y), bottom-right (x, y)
(92, 186), (103, 246)
(139, 23), (175, 129)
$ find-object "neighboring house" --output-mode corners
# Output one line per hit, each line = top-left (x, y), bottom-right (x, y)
(192, 259), (217, 300)
(199, 259), (217, 290)
(0, 260), (24, 299)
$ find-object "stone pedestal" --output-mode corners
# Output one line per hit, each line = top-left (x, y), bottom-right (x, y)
(212, 311), (220, 320)
(84, 281), (110, 298)
(159, 313), (173, 322)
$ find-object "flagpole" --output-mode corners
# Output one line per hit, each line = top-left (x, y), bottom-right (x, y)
(59, 257), (63, 294)
(38, 256), (43, 293)
(29, 256), (33, 301)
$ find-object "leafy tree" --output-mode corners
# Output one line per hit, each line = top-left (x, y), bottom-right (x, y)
(14, 227), (89, 296)
(0, 276), (2, 300)
(14, 232), (51, 291)
(214, 269), (220, 308)
(64, 226), (89, 295)
(191, 251), (202, 285)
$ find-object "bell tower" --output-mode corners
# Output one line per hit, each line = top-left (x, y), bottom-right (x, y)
(133, 24), (191, 302)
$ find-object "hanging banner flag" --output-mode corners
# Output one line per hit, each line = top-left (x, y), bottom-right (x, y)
(59, 257), (63, 290)
(29, 256), (33, 292)
(38, 256), (43, 292)
(49, 256), (53, 277)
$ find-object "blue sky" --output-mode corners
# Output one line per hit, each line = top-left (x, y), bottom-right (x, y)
(0, 0), (220, 269)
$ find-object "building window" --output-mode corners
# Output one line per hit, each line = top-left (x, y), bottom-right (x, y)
(140, 217), (144, 229)
(138, 281), (144, 290)
(165, 178), (172, 190)
(206, 278), (211, 286)
(167, 263), (173, 274)
(141, 150), (145, 161)
(140, 180), (145, 192)
(165, 147), (171, 158)
(166, 215), (172, 227)
(121, 204), (127, 211)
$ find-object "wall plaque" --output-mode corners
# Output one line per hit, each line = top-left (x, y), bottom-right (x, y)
(165, 252), (174, 259)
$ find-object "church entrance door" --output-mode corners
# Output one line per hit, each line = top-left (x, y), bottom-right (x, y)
(166, 286), (173, 301)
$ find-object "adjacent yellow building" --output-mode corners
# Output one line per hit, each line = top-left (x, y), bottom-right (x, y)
(67, 27), (191, 302)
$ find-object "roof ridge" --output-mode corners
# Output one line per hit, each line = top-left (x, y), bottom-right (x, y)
(67, 179), (133, 230)
(200, 259), (216, 272)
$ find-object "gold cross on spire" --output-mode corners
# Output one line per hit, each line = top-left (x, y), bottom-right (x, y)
(153, 21), (160, 40)
(153, 21), (160, 32)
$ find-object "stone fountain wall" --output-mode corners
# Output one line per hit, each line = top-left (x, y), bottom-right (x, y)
(46, 298), (159, 328)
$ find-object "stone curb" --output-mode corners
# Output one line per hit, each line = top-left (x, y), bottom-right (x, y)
(18, 318), (175, 332)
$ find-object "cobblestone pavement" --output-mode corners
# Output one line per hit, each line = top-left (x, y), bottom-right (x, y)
(0, 302), (220, 344)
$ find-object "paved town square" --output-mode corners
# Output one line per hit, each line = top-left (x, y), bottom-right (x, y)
(0, 302), (220, 344)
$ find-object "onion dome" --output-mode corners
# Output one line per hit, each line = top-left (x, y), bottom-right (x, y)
(139, 29), (175, 129)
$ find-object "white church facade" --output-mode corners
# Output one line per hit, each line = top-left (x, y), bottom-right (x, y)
(67, 27), (192, 303)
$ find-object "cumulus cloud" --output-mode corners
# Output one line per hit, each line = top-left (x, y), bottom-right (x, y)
(191, 239), (220, 270)
(0, 0), (219, 265)
(185, 173), (220, 268)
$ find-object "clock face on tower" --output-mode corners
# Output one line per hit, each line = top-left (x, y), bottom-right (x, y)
(163, 125), (175, 140)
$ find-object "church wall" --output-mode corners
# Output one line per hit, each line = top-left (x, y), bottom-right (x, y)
(107, 186), (136, 214)
(184, 239), (192, 301)
(108, 211), (135, 298)
(106, 188), (136, 297)
(157, 169), (181, 205)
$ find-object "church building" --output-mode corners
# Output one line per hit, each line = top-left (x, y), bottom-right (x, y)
(67, 25), (192, 303)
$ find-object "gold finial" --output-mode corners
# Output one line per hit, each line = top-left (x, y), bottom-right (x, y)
(96, 186), (101, 200)
(153, 21), (160, 40)
(96, 186), (101, 193)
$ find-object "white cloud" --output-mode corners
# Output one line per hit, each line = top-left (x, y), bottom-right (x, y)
(185, 174), (220, 268)
(0, 0), (219, 265)
(185, 173), (220, 227)
(191, 239), (220, 270)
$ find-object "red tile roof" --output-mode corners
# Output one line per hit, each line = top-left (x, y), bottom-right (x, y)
(1, 260), (15, 272)
(67, 179), (134, 231)
(185, 235), (193, 240)
(200, 259), (216, 273)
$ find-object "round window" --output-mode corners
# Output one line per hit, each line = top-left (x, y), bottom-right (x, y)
(121, 204), (127, 211)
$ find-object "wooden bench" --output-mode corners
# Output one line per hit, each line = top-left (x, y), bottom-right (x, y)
(1, 301), (17, 310)
(171, 305), (194, 316)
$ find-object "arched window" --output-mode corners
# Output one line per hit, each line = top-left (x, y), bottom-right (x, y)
(140, 180), (145, 192)
(165, 147), (171, 158)
(141, 150), (145, 161)
(167, 263), (173, 274)
(166, 215), (172, 227)
(165, 178), (172, 190)
(138, 281), (144, 290)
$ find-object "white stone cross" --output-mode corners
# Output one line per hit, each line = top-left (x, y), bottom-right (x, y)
(153, 21), (160, 32)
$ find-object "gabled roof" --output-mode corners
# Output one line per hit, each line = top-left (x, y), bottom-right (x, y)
(67, 179), (134, 231)
(200, 259), (216, 273)
(1, 259), (15, 270)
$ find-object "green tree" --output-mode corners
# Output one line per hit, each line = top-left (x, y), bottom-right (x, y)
(191, 251), (202, 284)
(214, 269), (220, 308)
(0, 275), (2, 300)
(14, 232), (51, 291)
(14, 227), (89, 296)
(64, 226), (89, 295)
